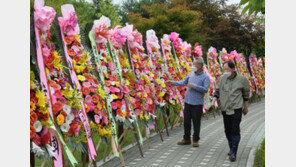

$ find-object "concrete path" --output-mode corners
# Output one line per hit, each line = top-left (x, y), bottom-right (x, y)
(100, 100), (265, 167)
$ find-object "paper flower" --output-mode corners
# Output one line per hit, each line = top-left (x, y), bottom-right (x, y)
(192, 42), (203, 58)
(34, 0), (56, 32)
(33, 121), (42, 133)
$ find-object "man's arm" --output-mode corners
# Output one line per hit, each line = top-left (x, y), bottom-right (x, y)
(171, 74), (190, 86)
(191, 75), (210, 93)
(242, 77), (251, 102)
(242, 77), (251, 115)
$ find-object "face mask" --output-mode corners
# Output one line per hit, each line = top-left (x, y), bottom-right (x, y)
(191, 66), (197, 72)
(223, 71), (232, 77)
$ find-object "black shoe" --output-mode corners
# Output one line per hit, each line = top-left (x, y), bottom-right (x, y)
(177, 139), (191, 145)
(229, 154), (236, 162)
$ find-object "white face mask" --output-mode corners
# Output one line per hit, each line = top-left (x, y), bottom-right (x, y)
(223, 71), (232, 77)
(191, 66), (197, 72)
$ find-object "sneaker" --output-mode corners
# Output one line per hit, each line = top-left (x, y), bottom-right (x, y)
(177, 139), (191, 145)
(192, 141), (199, 147)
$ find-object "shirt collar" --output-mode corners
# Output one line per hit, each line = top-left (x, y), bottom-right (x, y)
(228, 72), (237, 80)
(195, 70), (204, 76)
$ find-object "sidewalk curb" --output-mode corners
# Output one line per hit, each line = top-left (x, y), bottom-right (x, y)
(246, 147), (256, 167)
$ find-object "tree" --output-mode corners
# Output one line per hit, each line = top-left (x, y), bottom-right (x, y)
(127, 3), (203, 44)
(92, 0), (122, 26)
(240, 0), (265, 15)
(120, 0), (167, 24)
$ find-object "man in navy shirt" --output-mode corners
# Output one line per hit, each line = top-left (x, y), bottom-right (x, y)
(166, 57), (210, 147)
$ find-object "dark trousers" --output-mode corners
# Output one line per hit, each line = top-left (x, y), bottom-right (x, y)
(183, 103), (203, 142)
(222, 108), (242, 156)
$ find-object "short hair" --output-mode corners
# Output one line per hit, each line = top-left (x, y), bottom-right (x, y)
(195, 57), (204, 66)
(223, 61), (235, 69)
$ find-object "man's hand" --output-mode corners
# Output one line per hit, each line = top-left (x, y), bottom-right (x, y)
(187, 83), (195, 88)
(242, 107), (248, 115)
(209, 97), (217, 109)
(165, 80), (172, 86)
(243, 101), (249, 115)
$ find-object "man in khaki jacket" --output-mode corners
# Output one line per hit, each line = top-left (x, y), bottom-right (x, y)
(209, 61), (250, 162)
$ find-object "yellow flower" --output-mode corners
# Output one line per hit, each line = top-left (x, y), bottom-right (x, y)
(155, 78), (161, 85)
(30, 81), (34, 88)
(75, 35), (80, 42)
(39, 106), (48, 114)
(97, 102), (102, 110)
(62, 89), (74, 98)
(125, 80), (130, 86)
(122, 111), (127, 118)
(36, 90), (46, 107)
(172, 100), (176, 105)
(98, 127), (108, 137)
(79, 57), (88, 66)
(74, 65), (85, 73)
(96, 86), (106, 99)
(160, 83), (166, 88)
(149, 73), (154, 78)
(144, 115), (149, 121)
(57, 114), (65, 125)
(143, 92), (148, 98)
(111, 94), (118, 100)
(106, 130), (112, 138)
(45, 68), (50, 77)
(30, 71), (35, 81)
(53, 55), (63, 70)
(30, 102), (36, 112)
(158, 92), (165, 97)
(90, 121), (96, 129)
(149, 99), (153, 105)
(77, 75), (86, 81)
(107, 55), (112, 61)
(139, 114), (144, 120)
(115, 81), (120, 87)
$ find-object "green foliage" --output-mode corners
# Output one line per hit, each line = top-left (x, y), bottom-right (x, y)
(254, 138), (265, 167)
(123, 0), (265, 58)
(240, 0), (265, 15)
(93, 0), (122, 26)
(127, 3), (203, 44)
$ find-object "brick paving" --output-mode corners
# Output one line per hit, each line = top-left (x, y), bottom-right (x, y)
(99, 99), (265, 167)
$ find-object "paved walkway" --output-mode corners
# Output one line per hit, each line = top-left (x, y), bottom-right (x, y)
(100, 100), (265, 167)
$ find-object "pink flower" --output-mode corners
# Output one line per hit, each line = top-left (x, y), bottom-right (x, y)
(111, 101), (118, 110)
(94, 115), (101, 124)
(169, 32), (179, 41)
(103, 116), (108, 125)
(90, 86), (96, 93)
(109, 26), (128, 49)
(32, 134), (41, 146)
(58, 5), (79, 36)
(122, 85), (129, 94)
(88, 103), (96, 111)
(109, 86), (120, 93)
(83, 82), (91, 88)
(53, 90), (62, 99)
(192, 42), (203, 58)
(40, 127), (48, 136)
(135, 109), (141, 116)
(85, 95), (92, 103)
(34, 4), (56, 32)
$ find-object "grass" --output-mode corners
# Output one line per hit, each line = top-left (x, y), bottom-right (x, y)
(253, 138), (265, 167)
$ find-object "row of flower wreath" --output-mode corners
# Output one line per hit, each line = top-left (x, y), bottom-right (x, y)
(31, 1), (264, 160)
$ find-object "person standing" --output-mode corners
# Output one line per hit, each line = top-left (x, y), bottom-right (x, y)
(166, 57), (210, 147)
(209, 61), (250, 162)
